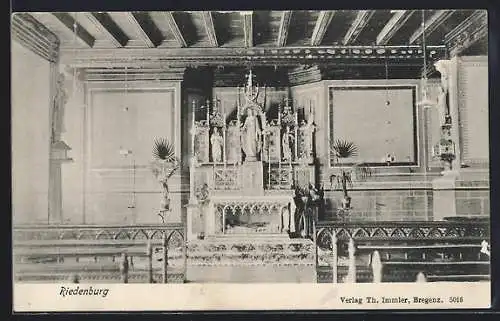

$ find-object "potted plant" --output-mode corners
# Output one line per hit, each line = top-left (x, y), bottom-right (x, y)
(150, 138), (180, 216)
(330, 139), (372, 215)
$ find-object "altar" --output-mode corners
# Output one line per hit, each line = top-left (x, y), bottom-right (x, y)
(186, 69), (317, 240)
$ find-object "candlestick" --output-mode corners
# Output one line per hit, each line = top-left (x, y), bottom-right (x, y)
(294, 112), (298, 162)
(223, 113), (227, 168)
(190, 99), (196, 200)
(191, 100), (196, 156)
(279, 129), (282, 189)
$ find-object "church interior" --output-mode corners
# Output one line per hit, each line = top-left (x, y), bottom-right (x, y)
(12, 10), (490, 283)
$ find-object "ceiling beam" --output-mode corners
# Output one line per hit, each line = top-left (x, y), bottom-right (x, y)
(343, 10), (375, 45)
(277, 11), (292, 47)
(52, 12), (95, 47)
(60, 45), (447, 68)
(122, 12), (157, 48)
(12, 13), (60, 62)
(163, 12), (187, 47)
(200, 11), (218, 47)
(409, 10), (454, 44)
(311, 11), (335, 46)
(241, 11), (253, 47)
(84, 12), (128, 47)
(376, 10), (414, 45)
(444, 10), (487, 57)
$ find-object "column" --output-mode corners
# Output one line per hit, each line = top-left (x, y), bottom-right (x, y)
(432, 59), (460, 220)
(435, 58), (461, 173)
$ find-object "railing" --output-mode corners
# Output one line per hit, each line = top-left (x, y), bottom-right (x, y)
(313, 219), (490, 283)
(13, 223), (187, 283)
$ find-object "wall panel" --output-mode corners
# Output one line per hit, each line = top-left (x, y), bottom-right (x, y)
(84, 82), (182, 224)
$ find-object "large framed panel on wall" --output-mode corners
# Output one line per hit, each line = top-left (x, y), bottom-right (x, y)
(328, 85), (418, 167)
(89, 89), (175, 170)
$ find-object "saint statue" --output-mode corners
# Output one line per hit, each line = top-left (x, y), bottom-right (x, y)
(434, 60), (449, 92)
(282, 128), (292, 161)
(436, 85), (449, 126)
(240, 108), (262, 161)
(302, 116), (316, 160)
(52, 73), (68, 141)
(210, 129), (224, 162)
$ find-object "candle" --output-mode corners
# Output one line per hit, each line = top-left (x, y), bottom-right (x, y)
(206, 99), (210, 122)
(278, 102), (281, 125)
(289, 133), (292, 187)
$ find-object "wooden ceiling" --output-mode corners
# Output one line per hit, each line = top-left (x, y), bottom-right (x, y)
(25, 10), (482, 49)
(12, 10), (487, 81)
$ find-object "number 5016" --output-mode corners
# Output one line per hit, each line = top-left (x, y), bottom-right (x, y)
(449, 296), (463, 303)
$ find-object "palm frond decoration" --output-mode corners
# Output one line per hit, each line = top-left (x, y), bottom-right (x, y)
(152, 138), (176, 162)
(328, 140), (373, 212)
(331, 139), (358, 160)
(150, 137), (179, 212)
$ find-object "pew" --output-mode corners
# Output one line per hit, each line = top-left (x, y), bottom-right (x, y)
(13, 226), (187, 284)
(314, 220), (490, 283)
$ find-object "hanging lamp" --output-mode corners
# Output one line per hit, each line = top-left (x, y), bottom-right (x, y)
(384, 59), (390, 106)
(71, 12), (78, 97)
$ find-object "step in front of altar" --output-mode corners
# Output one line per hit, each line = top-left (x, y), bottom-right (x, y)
(186, 237), (315, 266)
(186, 237), (315, 282)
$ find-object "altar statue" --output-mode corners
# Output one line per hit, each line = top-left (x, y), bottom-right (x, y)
(282, 128), (292, 161)
(302, 117), (316, 160)
(210, 129), (224, 162)
(226, 121), (241, 164)
(52, 73), (68, 141)
(240, 108), (262, 161)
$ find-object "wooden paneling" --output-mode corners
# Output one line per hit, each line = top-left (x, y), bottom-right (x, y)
(457, 56), (489, 165)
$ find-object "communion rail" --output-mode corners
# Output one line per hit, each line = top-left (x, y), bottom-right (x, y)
(314, 219), (490, 283)
(13, 224), (187, 283)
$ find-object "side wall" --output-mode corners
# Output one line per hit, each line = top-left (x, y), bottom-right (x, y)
(11, 40), (52, 224)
